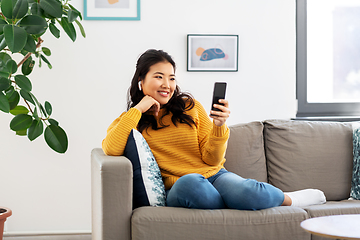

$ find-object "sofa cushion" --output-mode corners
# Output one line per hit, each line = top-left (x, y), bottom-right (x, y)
(351, 123), (360, 200)
(132, 206), (310, 240)
(225, 121), (268, 182)
(264, 120), (353, 201)
(124, 129), (166, 209)
(302, 200), (360, 217)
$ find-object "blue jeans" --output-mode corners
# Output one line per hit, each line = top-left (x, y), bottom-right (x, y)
(166, 169), (285, 210)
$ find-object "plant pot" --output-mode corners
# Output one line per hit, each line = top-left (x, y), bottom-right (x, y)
(0, 207), (12, 240)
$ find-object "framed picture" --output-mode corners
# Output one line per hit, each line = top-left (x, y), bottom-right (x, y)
(84, 0), (140, 20)
(187, 34), (239, 72)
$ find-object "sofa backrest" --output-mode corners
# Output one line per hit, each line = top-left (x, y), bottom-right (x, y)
(225, 119), (354, 201)
(225, 121), (268, 183)
(263, 120), (353, 201)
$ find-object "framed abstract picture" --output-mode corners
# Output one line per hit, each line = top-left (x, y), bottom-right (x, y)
(84, 0), (140, 20)
(187, 34), (239, 72)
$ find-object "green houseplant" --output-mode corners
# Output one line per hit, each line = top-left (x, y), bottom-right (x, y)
(0, 0), (85, 154)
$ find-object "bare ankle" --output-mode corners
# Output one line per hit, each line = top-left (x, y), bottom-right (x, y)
(282, 194), (292, 206)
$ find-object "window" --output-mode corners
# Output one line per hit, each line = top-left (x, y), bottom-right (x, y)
(297, 0), (360, 118)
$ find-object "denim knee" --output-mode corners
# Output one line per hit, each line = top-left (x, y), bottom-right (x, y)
(166, 173), (225, 209)
(213, 172), (284, 210)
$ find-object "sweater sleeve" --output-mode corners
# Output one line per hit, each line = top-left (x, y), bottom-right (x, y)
(102, 107), (142, 156)
(195, 100), (230, 166)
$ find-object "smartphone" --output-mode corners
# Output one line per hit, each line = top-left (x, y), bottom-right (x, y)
(211, 82), (227, 116)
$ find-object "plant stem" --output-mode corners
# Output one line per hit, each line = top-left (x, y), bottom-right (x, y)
(17, 52), (32, 68)
(23, 99), (48, 121)
(17, 37), (46, 120)
(17, 37), (44, 68)
(24, 99), (34, 115)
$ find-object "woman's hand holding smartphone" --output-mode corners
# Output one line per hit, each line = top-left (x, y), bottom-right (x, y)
(210, 82), (230, 126)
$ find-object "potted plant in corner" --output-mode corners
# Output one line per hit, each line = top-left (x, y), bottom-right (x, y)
(0, 0), (85, 237)
(0, 207), (11, 240)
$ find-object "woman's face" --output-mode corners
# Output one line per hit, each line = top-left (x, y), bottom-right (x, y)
(141, 61), (176, 106)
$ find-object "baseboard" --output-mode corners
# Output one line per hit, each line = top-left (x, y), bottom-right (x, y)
(3, 231), (91, 240)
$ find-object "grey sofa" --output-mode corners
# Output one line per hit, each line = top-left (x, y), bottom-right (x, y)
(91, 119), (360, 240)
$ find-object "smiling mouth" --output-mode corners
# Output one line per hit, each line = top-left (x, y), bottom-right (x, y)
(158, 91), (170, 97)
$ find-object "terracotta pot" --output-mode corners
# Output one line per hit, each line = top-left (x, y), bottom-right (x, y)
(0, 207), (12, 240)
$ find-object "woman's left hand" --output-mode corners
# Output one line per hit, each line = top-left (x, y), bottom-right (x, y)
(210, 99), (230, 126)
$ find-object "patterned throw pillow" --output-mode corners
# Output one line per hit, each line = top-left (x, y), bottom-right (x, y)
(351, 123), (360, 200)
(124, 129), (166, 209)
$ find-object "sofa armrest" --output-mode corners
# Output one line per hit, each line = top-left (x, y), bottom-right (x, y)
(91, 148), (133, 240)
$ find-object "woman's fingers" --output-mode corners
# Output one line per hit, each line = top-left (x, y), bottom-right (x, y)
(210, 99), (230, 126)
(134, 95), (161, 115)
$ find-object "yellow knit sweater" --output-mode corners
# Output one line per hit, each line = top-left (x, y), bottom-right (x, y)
(102, 100), (229, 189)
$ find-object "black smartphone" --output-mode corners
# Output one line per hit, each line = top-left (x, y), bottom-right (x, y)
(211, 82), (227, 116)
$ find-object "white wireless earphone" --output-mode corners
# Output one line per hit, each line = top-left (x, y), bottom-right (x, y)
(138, 81), (142, 91)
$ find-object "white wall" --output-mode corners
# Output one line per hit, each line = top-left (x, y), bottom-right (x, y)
(0, 0), (296, 234)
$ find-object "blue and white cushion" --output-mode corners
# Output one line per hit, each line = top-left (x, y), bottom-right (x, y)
(351, 123), (360, 200)
(124, 129), (166, 208)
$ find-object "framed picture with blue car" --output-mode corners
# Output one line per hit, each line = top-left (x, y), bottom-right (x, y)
(187, 34), (239, 72)
(84, 0), (140, 20)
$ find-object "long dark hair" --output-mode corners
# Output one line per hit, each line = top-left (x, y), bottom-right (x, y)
(127, 49), (196, 133)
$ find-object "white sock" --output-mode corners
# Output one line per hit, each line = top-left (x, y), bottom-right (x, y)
(285, 189), (326, 207)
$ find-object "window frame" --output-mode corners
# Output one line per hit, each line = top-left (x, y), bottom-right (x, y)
(296, 0), (360, 118)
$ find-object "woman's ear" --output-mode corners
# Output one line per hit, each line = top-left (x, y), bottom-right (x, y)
(138, 81), (142, 91)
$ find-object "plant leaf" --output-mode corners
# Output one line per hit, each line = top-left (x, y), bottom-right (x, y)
(42, 47), (51, 56)
(6, 59), (17, 74)
(13, 0), (29, 19)
(48, 118), (58, 126)
(4, 25), (27, 53)
(60, 17), (76, 42)
(0, 77), (11, 91)
(16, 129), (27, 136)
(67, 9), (79, 23)
(75, 20), (86, 38)
(0, 57), (8, 74)
(49, 23), (60, 38)
(0, 72), (9, 78)
(39, 54), (51, 69)
(30, 2), (45, 17)
(44, 124), (68, 153)
(1, 0), (28, 20)
(10, 113), (32, 131)
(0, 35), (7, 52)
(0, 0), (13, 20)
(10, 105), (29, 115)
(44, 101), (52, 115)
(6, 88), (20, 110)
(18, 15), (48, 35)
(0, 58), (6, 72)
(0, 91), (10, 113)
(69, 4), (82, 20)
(20, 89), (35, 105)
(39, 0), (62, 18)
(0, 19), (8, 35)
(15, 75), (32, 92)
(23, 34), (36, 53)
(33, 106), (39, 120)
(0, 52), (11, 66)
(29, 92), (40, 108)
(21, 58), (34, 75)
(39, 103), (46, 117)
(40, 54), (51, 68)
(28, 119), (43, 141)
